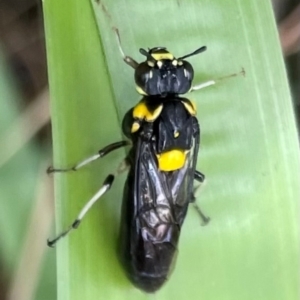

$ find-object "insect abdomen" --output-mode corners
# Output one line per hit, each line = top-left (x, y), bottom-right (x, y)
(128, 241), (178, 293)
(119, 167), (180, 293)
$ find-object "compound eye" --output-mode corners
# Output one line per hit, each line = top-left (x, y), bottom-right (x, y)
(182, 61), (194, 80)
(183, 68), (190, 78)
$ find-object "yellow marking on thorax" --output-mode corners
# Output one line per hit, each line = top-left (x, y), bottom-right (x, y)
(136, 85), (148, 96)
(151, 53), (174, 61)
(156, 150), (186, 171)
(181, 100), (197, 116)
(131, 101), (163, 133)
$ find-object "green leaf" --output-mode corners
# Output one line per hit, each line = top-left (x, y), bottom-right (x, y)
(43, 0), (300, 299)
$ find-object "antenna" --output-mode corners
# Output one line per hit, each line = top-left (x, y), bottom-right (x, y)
(139, 48), (149, 57)
(178, 46), (207, 60)
(113, 27), (139, 69)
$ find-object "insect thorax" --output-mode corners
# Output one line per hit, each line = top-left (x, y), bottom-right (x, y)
(128, 96), (198, 172)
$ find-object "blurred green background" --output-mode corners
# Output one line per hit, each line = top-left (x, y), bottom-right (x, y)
(0, 0), (299, 299)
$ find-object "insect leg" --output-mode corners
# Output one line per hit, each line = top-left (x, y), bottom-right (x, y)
(194, 170), (205, 182)
(113, 27), (139, 69)
(47, 140), (130, 173)
(191, 170), (210, 225)
(47, 159), (129, 247)
(190, 68), (245, 92)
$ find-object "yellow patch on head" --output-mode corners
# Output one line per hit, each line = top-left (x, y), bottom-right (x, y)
(151, 52), (174, 61)
(157, 150), (186, 171)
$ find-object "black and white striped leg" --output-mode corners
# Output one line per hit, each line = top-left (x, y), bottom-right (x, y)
(191, 170), (210, 226)
(47, 159), (130, 247)
(190, 68), (245, 92)
(194, 170), (205, 183)
(47, 140), (130, 174)
(47, 175), (114, 247)
(191, 170), (206, 201)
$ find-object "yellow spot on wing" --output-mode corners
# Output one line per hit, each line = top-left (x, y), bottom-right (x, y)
(157, 150), (186, 171)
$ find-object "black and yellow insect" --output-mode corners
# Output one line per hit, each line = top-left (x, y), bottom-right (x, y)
(48, 35), (219, 293)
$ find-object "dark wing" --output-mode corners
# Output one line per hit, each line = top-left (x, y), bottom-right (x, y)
(119, 115), (200, 291)
(133, 137), (179, 245)
(132, 113), (200, 244)
(130, 127), (199, 268)
(125, 137), (178, 282)
(168, 139), (198, 226)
